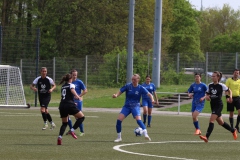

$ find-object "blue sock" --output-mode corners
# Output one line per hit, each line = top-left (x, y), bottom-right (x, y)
(148, 115), (152, 125)
(143, 114), (147, 124)
(137, 120), (146, 129)
(194, 121), (199, 129)
(116, 120), (122, 133)
(79, 123), (84, 133)
(68, 117), (73, 129)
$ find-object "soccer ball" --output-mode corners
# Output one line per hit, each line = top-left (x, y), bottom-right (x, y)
(134, 127), (143, 136)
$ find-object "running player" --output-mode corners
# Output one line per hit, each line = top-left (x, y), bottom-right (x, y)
(30, 67), (56, 130)
(187, 73), (207, 135)
(199, 71), (237, 143)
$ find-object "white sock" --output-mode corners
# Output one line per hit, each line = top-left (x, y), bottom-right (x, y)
(58, 135), (62, 139)
(71, 128), (75, 132)
(117, 132), (121, 139)
(142, 129), (148, 136)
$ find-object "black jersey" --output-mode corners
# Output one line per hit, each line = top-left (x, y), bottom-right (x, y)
(32, 76), (55, 97)
(60, 83), (75, 104)
(206, 82), (229, 103)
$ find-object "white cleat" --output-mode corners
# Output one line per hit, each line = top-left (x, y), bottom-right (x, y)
(42, 123), (48, 130)
(145, 135), (151, 141)
(114, 138), (122, 142)
(50, 123), (56, 130)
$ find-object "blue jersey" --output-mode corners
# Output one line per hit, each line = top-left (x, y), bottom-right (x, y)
(141, 82), (156, 99)
(72, 79), (86, 95)
(188, 82), (207, 103)
(120, 83), (149, 106)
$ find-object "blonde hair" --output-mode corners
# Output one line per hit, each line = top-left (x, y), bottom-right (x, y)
(132, 74), (140, 79)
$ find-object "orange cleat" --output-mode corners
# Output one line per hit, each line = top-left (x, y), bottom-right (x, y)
(199, 135), (208, 143)
(194, 129), (201, 135)
(233, 129), (238, 140)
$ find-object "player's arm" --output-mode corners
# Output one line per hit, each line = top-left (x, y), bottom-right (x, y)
(49, 83), (56, 93)
(30, 83), (37, 92)
(153, 91), (159, 105)
(79, 89), (88, 97)
(71, 88), (82, 100)
(147, 92), (155, 104)
(113, 91), (122, 98)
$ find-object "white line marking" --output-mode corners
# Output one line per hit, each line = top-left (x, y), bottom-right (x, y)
(113, 141), (239, 160)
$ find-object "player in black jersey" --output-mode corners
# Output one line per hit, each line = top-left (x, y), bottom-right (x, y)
(30, 67), (56, 130)
(199, 71), (238, 143)
(57, 73), (85, 145)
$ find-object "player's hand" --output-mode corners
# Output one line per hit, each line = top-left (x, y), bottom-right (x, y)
(205, 95), (211, 101)
(112, 94), (117, 98)
(227, 98), (232, 103)
(48, 89), (53, 93)
(188, 93), (193, 98)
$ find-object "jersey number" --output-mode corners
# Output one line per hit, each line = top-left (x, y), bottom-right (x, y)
(62, 89), (66, 99)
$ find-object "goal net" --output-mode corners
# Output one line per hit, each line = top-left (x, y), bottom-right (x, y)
(0, 65), (28, 108)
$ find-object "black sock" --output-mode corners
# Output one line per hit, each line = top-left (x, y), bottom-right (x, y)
(235, 116), (240, 128)
(41, 112), (47, 122)
(222, 122), (234, 132)
(46, 113), (53, 122)
(229, 117), (234, 128)
(59, 122), (68, 136)
(73, 117), (85, 130)
(206, 122), (214, 139)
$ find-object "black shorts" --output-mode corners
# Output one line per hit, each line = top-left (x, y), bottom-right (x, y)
(59, 102), (79, 118)
(227, 97), (240, 112)
(39, 96), (51, 108)
(211, 102), (223, 117)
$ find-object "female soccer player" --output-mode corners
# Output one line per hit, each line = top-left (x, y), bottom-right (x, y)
(30, 67), (56, 130)
(199, 71), (237, 143)
(57, 73), (85, 145)
(187, 73), (207, 135)
(112, 74), (155, 142)
(141, 75), (158, 127)
(66, 69), (87, 136)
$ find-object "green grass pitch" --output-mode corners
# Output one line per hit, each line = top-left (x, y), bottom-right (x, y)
(0, 108), (239, 160)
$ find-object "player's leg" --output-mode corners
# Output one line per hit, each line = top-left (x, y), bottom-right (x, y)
(234, 97), (240, 132)
(199, 114), (217, 143)
(76, 100), (84, 136)
(142, 99), (148, 125)
(192, 103), (203, 135)
(217, 116), (237, 140)
(43, 97), (56, 129)
(133, 106), (151, 141)
(65, 116), (73, 135)
(147, 99), (153, 127)
(114, 107), (129, 142)
(227, 102), (235, 128)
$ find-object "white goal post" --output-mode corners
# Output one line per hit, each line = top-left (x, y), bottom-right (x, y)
(0, 65), (29, 108)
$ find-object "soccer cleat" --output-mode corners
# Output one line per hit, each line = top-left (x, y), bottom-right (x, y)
(194, 129), (201, 135)
(57, 137), (62, 145)
(114, 138), (122, 142)
(79, 132), (85, 136)
(233, 129), (238, 140)
(70, 131), (78, 139)
(50, 123), (56, 130)
(42, 123), (48, 130)
(147, 125), (151, 128)
(199, 135), (208, 143)
(66, 130), (71, 135)
(145, 135), (151, 141)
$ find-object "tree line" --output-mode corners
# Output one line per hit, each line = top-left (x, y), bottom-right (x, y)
(1, 0), (240, 63)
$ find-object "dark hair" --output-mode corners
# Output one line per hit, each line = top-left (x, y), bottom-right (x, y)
(70, 69), (77, 74)
(213, 71), (222, 82)
(145, 75), (151, 79)
(59, 74), (72, 84)
(233, 69), (239, 73)
(194, 73), (201, 77)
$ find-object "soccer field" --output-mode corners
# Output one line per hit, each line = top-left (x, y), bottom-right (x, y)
(0, 108), (239, 160)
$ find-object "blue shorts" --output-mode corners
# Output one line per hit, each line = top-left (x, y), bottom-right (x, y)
(74, 99), (83, 111)
(142, 99), (153, 108)
(191, 101), (204, 113)
(120, 103), (141, 118)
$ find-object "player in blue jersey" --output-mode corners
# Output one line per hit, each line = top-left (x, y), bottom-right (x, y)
(187, 73), (207, 135)
(66, 69), (88, 136)
(199, 71), (237, 143)
(141, 75), (159, 127)
(112, 74), (155, 142)
(57, 73), (85, 145)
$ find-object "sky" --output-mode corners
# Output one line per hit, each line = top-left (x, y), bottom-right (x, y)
(189, 0), (240, 11)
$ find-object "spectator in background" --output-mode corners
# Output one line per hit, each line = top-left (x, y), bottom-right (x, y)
(142, 75), (159, 127)
(226, 69), (240, 132)
(199, 71), (237, 143)
(30, 67), (56, 130)
(187, 73), (207, 135)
